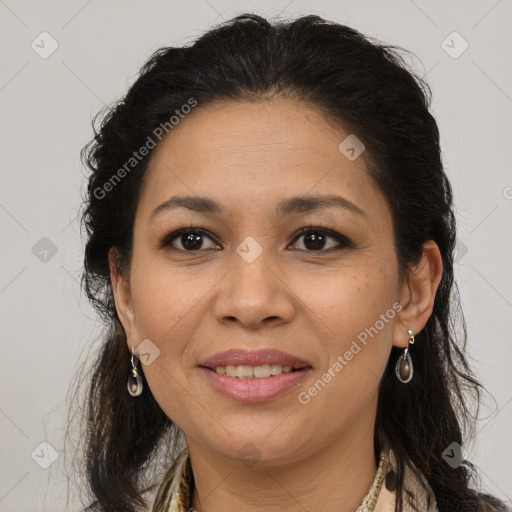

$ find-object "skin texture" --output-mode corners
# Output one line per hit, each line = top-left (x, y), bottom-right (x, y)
(109, 97), (443, 512)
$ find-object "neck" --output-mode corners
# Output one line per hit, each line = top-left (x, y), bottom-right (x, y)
(188, 418), (379, 512)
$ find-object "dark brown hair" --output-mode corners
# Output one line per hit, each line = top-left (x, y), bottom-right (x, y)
(68, 13), (510, 512)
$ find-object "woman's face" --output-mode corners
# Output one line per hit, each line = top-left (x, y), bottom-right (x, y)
(114, 97), (409, 465)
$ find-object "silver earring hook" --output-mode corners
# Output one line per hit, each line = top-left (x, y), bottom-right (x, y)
(404, 329), (415, 356)
(131, 345), (138, 376)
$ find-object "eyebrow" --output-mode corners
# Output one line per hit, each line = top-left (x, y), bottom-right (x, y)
(150, 194), (367, 220)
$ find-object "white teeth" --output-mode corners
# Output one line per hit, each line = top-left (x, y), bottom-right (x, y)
(236, 365), (254, 379)
(254, 364), (271, 378)
(215, 364), (296, 378)
(225, 365), (237, 377)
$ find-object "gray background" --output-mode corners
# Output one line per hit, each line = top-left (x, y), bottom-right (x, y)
(1, 0), (511, 510)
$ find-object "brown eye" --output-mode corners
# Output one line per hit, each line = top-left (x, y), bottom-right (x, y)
(290, 227), (353, 252)
(160, 228), (221, 251)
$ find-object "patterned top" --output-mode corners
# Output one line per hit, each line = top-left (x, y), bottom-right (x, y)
(150, 431), (439, 512)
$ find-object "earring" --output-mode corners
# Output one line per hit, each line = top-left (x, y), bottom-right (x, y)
(395, 329), (415, 383)
(127, 345), (143, 397)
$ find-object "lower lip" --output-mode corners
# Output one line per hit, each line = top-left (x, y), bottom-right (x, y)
(199, 366), (312, 403)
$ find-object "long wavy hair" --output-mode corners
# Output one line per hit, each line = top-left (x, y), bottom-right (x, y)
(67, 13), (509, 512)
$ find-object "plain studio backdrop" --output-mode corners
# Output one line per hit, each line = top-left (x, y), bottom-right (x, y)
(1, 1), (511, 510)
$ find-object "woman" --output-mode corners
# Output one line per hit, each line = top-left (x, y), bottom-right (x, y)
(72, 13), (510, 512)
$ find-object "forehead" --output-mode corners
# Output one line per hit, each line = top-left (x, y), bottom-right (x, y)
(137, 98), (388, 224)
(148, 97), (350, 168)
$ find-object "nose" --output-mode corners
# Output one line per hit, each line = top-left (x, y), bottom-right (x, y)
(210, 247), (296, 330)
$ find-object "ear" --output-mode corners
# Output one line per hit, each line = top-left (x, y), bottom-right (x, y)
(392, 240), (444, 348)
(108, 247), (136, 344)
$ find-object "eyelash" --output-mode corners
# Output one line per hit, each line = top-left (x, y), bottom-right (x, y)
(158, 225), (354, 253)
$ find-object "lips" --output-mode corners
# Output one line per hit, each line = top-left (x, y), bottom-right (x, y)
(199, 348), (311, 370)
(200, 366), (312, 402)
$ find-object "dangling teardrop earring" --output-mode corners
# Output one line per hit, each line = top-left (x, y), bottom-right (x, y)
(127, 345), (143, 397)
(395, 329), (415, 383)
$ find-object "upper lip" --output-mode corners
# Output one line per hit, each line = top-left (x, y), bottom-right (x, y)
(199, 349), (312, 369)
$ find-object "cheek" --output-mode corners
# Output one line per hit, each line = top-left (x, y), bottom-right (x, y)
(128, 253), (215, 364)
(302, 259), (396, 385)
(307, 257), (395, 331)
(131, 236), (212, 317)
